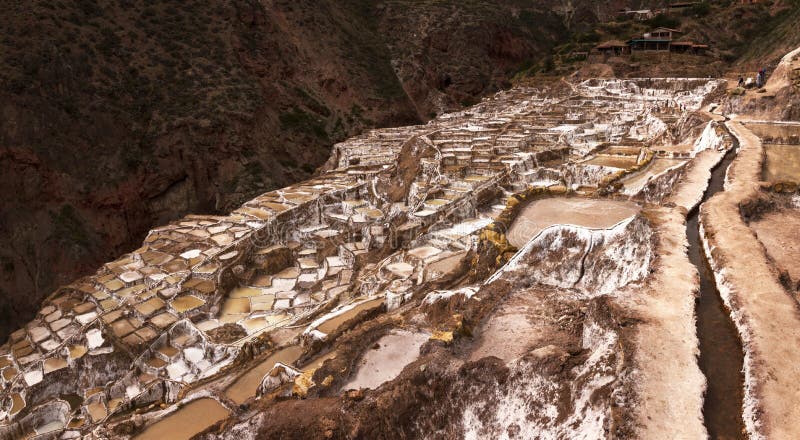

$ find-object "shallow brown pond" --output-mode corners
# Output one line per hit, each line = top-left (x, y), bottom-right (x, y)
(763, 144), (800, 182)
(225, 345), (304, 404)
(134, 398), (230, 440)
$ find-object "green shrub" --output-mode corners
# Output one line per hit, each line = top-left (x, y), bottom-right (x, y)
(645, 14), (681, 29)
(685, 2), (711, 17)
(279, 107), (328, 139)
(50, 205), (91, 248)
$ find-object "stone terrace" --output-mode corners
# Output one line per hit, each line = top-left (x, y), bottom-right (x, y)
(0, 77), (724, 438)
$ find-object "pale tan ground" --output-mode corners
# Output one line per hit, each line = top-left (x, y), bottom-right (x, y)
(225, 345), (304, 404)
(583, 155), (639, 169)
(732, 47), (800, 120)
(342, 330), (429, 390)
(701, 121), (800, 439)
(507, 197), (640, 248)
(762, 46), (800, 95)
(621, 158), (687, 193)
(745, 122), (800, 141)
(750, 209), (800, 286)
(134, 398), (230, 440)
(667, 148), (726, 211)
(622, 208), (707, 439)
(763, 144), (800, 182)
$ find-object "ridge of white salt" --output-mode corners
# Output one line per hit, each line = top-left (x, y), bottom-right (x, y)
(86, 328), (105, 349)
(180, 249), (202, 259)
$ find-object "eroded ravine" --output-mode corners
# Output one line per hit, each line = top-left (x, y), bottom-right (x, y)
(688, 138), (746, 439)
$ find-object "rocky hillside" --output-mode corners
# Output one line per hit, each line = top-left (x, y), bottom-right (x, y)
(3, 0), (798, 342)
(0, 0), (577, 340)
(542, 0), (800, 78)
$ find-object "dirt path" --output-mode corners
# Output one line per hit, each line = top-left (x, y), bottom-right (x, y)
(621, 121), (744, 438)
(623, 208), (706, 439)
(700, 121), (800, 439)
(667, 149), (726, 211)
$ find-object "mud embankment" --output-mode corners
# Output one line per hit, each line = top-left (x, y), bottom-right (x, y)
(700, 121), (800, 439)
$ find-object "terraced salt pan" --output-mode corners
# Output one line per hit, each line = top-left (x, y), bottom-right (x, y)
(342, 330), (430, 390)
(621, 158), (687, 194)
(134, 398), (230, 440)
(582, 155), (638, 169)
(310, 297), (385, 335)
(507, 197), (640, 248)
(763, 144), (800, 182)
(225, 346), (304, 404)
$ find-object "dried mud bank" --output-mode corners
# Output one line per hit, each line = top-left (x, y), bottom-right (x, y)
(620, 208), (707, 439)
(700, 121), (800, 439)
(619, 127), (734, 439)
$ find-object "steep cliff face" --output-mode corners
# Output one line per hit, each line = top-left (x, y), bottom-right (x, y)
(0, 0), (577, 339)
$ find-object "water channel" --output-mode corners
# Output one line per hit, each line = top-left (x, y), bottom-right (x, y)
(688, 132), (746, 439)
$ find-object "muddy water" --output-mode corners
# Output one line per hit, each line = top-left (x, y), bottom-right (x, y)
(745, 122), (800, 142)
(688, 144), (746, 439)
(225, 345), (304, 404)
(317, 298), (384, 334)
(134, 398), (230, 440)
(763, 144), (800, 182)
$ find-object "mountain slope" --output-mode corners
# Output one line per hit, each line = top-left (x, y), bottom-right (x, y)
(0, 0), (575, 339)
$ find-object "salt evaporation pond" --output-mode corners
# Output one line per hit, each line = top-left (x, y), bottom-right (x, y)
(507, 197), (640, 248)
(225, 345), (304, 404)
(134, 398), (230, 440)
(763, 144), (800, 182)
(343, 329), (429, 390)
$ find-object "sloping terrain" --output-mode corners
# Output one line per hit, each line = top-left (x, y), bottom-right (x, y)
(0, 0), (577, 340)
(5, 0), (799, 343)
(0, 76), (731, 439)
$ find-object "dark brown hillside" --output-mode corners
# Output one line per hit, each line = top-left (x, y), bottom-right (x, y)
(0, 0), (575, 340)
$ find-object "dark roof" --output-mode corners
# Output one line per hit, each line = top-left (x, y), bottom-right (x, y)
(651, 27), (683, 33)
(628, 39), (672, 43)
(596, 40), (628, 49)
(669, 2), (699, 8)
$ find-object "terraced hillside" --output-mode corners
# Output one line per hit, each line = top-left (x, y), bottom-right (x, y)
(0, 0), (577, 341)
(1, 75), (737, 439)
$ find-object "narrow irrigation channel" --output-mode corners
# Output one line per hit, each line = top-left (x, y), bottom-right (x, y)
(687, 137), (746, 439)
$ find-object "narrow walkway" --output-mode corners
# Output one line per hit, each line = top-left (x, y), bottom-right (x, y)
(700, 121), (800, 438)
(625, 208), (706, 439)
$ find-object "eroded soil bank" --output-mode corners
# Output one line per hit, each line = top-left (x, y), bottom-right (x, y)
(700, 121), (800, 438)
